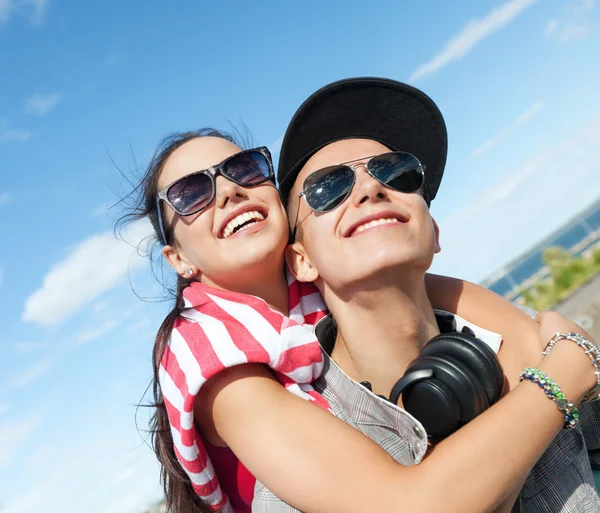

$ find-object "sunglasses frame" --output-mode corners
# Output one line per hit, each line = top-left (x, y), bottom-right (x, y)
(156, 146), (274, 245)
(292, 150), (425, 240)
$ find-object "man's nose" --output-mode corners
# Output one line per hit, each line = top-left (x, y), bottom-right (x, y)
(350, 166), (388, 206)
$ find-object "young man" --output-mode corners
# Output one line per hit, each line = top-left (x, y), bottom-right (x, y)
(274, 77), (600, 512)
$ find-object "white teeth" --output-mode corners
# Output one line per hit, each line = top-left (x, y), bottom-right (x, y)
(222, 210), (265, 238)
(354, 218), (399, 234)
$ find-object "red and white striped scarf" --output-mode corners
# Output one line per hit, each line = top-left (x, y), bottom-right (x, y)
(159, 271), (328, 512)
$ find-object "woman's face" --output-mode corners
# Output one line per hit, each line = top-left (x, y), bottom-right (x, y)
(158, 136), (289, 289)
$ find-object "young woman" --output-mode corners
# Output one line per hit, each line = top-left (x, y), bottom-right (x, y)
(121, 128), (599, 513)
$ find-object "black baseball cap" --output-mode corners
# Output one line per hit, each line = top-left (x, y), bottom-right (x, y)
(277, 77), (448, 205)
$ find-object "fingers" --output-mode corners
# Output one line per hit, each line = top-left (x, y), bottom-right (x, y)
(535, 310), (560, 325)
(536, 310), (592, 343)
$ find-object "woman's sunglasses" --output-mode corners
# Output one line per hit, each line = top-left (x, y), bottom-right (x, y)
(292, 151), (425, 237)
(156, 147), (274, 244)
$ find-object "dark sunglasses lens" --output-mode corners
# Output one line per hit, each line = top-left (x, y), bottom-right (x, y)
(304, 166), (355, 212)
(224, 151), (271, 185)
(369, 152), (424, 193)
(167, 172), (214, 214)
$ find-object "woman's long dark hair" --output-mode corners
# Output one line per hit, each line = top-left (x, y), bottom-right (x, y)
(117, 128), (241, 513)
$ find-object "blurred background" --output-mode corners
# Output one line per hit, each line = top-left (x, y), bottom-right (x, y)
(1, 1), (599, 511)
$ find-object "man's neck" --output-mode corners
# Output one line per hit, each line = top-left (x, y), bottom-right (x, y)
(326, 275), (440, 399)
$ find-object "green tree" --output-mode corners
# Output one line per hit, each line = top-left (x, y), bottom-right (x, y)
(519, 243), (600, 310)
(551, 258), (588, 293)
(543, 246), (571, 267)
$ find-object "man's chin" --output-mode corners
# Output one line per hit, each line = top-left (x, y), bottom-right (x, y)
(325, 259), (432, 292)
(362, 251), (433, 276)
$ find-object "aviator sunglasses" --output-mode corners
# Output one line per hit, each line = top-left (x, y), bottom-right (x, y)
(292, 151), (425, 237)
(156, 146), (274, 244)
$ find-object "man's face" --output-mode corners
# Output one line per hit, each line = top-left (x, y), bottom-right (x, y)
(287, 138), (440, 292)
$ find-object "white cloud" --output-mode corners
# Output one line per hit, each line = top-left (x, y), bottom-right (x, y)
(114, 464), (137, 484)
(573, 0), (595, 15)
(470, 100), (545, 160)
(25, 0), (47, 24)
(11, 359), (53, 389)
(559, 23), (593, 42)
(545, 19), (559, 35)
(0, 118), (31, 142)
(0, 410), (43, 467)
(77, 319), (119, 344)
(3, 488), (43, 513)
(433, 114), (600, 283)
(409, 0), (538, 82)
(0, 127), (30, 142)
(125, 316), (151, 335)
(22, 219), (153, 326)
(105, 53), (124, 67)
(0, 0), (48, 26)
(24, 92), (61, 116)
(546, 0), (595, 43)
(92, 202), (110, 217)
(3, 423), (162, 513)
(79, 301), (147, 344)
(12, 340), (42, 352)
(0, 0), (13, 23)
(515, 101), (545, 124)
(92, 299), (109, 313)
(0, 191), (12, 206)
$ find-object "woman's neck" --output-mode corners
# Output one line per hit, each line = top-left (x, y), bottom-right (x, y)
(326, 275), (440, 398)
(257, 273), (290, 315)
(202, 267), (290, 315)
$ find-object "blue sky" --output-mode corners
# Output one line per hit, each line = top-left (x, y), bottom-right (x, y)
(1, 0), (599, 511)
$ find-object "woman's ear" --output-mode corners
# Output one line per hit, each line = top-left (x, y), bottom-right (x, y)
(162, 245), (199, 279)
(432, 218), (441, 254)
(285, 241), (319, 283)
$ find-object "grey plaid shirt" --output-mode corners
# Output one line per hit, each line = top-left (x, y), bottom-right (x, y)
(252, 311), (600, 512)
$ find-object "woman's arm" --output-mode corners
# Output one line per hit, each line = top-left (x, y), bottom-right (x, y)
(197, 318), (595, 513)
(425, 273), (541, 389)
(426, 275), (600, 474)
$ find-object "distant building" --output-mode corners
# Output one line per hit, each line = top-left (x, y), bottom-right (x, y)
(481, 197), (600, 301)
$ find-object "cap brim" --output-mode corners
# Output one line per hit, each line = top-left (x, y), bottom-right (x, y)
(277, 77), (447, 204)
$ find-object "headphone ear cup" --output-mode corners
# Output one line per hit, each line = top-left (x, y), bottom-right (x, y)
(401, 355), (488, 439)
(401, 372), (461, 440)
(314, 314), (337, 355)
(421, 332), (505, 404)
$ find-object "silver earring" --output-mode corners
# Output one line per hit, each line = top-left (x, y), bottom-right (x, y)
(185, 269), (194, 277)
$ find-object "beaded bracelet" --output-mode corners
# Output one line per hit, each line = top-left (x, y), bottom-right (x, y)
(542, 331), (600, 402)
(520, 368), (579, 429)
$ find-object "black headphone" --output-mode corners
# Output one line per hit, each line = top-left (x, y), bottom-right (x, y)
(315, 311), (505, 441)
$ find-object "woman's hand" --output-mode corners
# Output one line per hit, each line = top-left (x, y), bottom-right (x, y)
(535, 310), (593, 350)
(536, 311), (598, 403)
